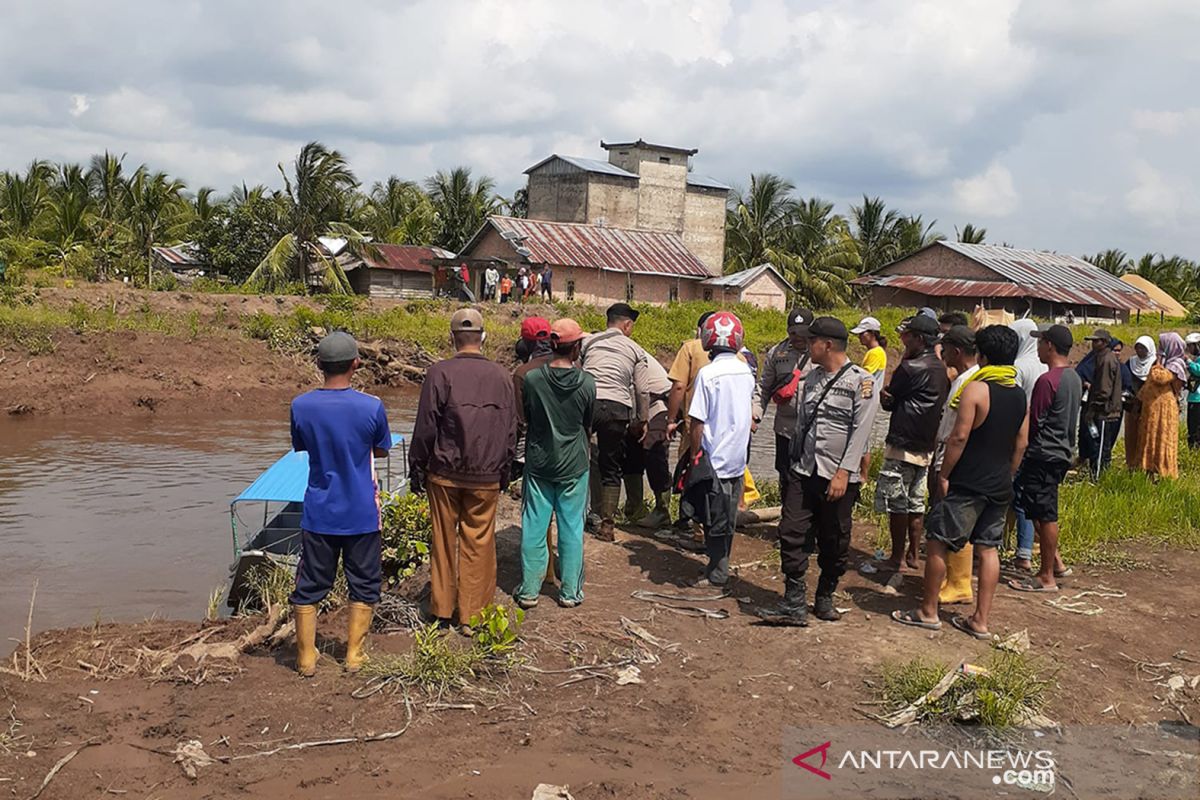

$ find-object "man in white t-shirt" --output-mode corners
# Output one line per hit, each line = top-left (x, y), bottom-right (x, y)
(687, 311), (755, 587)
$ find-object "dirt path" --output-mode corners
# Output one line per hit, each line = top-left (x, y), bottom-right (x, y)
(2, 500), (1196, 799)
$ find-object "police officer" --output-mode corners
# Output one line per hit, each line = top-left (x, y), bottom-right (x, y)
(758, 308), (814, 493)
(758, 316), (880, 626)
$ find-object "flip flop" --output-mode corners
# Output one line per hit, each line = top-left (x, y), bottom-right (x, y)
(950, 614), (992, 641)
(890, 609), (942, 631)
(1007, 576), (1058, 593)
(1054, 566), (1073, 578)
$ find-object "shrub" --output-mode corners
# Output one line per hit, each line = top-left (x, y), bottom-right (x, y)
(380, 491), (433, 583)
(468, 603), (524, 657)
(243, 311), (278, 340)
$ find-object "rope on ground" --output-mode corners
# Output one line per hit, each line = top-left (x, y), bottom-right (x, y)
(1044, 585), (1126, 616)
(630, 590), (730, 619)
(372, 594), (423, 633)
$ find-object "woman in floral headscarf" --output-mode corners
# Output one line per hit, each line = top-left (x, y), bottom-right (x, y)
(1132, 333), (1186, 478)
(1123, 336), (1156, 468)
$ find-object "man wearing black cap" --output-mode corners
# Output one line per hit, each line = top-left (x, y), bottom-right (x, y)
(1081, 328), (1122, 475)
(289, 331), (392, 676)
(759, 308), (813, 493)
(759, 317), (879, 625)
(580, 302), (650, 541)
(1010, 324), (1080, 592)
(871, 314), (949, 573)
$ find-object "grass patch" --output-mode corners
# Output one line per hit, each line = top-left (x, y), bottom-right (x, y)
(879, 651), (1053, 729)
(360, 603), (524, 696)
(1058, 434), (1200, 565)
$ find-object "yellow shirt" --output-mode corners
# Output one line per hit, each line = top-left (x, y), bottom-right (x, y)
(862, 345), (887, 377)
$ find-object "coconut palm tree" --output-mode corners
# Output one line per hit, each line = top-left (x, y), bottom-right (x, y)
(46, 165), (95, 257)
(1083, 249), (1132, 275)
(0, 160), (53, 237)
(363, 177), (438, 245)
(87, 152), (127, 224)
(724, 173), (798, 273)
(955, 223), (986, 244)
(849, 196), (902, 273)
(893, 215), (943, 257)
(776, 197), (861, 306)
(124, 167), (187, 283)
(424, 167), (500, 251)
(248, 141), (375, 293)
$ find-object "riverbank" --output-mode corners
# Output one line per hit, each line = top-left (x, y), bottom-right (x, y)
(2, 283), (1193, 418)
(1, 502), (1197, 799)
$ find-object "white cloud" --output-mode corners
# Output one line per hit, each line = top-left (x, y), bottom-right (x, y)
(952, 162), (1018, 218)
(0, 0), (1196, 255)
(69, 94), (89, 117)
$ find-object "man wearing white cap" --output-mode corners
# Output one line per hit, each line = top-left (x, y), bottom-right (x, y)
(851, 316), (888, 382)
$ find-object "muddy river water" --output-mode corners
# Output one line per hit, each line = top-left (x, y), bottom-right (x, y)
(0, 392), (785, 644)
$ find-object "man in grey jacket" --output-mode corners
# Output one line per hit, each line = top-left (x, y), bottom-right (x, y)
(758, 308), (813, 494)
(758, 317), (880, 626)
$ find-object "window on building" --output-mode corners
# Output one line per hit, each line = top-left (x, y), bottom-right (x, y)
(669, 284), (679, 303)
(566, 280), (575, 301)
(626, 277), (635, 302)
(703, 288), (713, 302)
(659, 156), (670, 163)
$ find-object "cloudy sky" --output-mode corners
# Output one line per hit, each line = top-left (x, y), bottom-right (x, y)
(1, 0), (1197, 257)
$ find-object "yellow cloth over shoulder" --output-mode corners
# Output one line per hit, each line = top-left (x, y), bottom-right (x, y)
(949, 365), (1017, 409)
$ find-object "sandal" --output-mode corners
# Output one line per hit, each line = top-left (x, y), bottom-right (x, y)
(1054, 566), (1073, 578)
(890, 609), (942, 631)
(514, 595), (539, 610)
(950, 614), (992, 641)
(1007, 576), (1058, 593)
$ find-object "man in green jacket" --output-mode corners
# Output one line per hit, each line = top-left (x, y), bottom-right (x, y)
(515, 318), (596, 609)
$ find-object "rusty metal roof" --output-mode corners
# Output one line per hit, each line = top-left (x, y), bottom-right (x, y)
(151, 243), (200, 266)
(476, 217), (710, 279)
(853, 242), (1154, 311)
(351, 244), (454, 273)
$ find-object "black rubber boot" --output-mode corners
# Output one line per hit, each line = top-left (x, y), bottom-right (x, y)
(756, 577), (808, 626)
(813, 594), (841, 622)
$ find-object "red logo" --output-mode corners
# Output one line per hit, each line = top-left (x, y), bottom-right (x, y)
(793, 741), (833, 780)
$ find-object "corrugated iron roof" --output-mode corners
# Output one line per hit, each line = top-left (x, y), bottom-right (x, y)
(701, 263), (790, 289)
(151, 243), (200, 266)
(855, 242), (1154, 311)
(686, 174), (731, 191)
(481, 217), (710, 279)
(523, 154), (638, 179)
(850, 272), (1152, 311)
(600, 139), (698, 156)
(351, 244), (454, 273)
(233, 434), (404, 506)
(937, 241), (1145, 301)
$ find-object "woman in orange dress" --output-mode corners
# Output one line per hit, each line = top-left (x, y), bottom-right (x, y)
(1133, 333), (1186, 479)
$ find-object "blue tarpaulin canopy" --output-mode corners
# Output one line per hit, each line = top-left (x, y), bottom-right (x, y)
(232, 434), (405, 506)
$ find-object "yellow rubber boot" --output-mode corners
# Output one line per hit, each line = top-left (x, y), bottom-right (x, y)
(293, 604), (319, 677)
(939, 544), (974, 605)
(344, 601), (374, 673)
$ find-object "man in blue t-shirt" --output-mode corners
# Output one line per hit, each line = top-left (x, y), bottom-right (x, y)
(288, 331), (391, 677)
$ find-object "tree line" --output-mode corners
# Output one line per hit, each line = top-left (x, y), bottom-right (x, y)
(1, 141), (1193, 310)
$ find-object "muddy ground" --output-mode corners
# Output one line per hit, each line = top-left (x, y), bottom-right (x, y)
(2, 496), (1197, 800)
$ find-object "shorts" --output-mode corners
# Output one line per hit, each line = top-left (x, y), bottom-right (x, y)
(1014, 459), (1069, 523)
(873, 458), (928, 515)
(926, 491), (1006, 552)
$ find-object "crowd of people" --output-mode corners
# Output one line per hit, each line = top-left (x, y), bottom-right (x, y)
(480, 264), (554, 303)
(279, 301), (1200, 674)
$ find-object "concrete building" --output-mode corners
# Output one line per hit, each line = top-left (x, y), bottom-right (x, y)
(523, 139), (729, 275)
(699, 263), (792, 310)
(851, 241), (1154, 323)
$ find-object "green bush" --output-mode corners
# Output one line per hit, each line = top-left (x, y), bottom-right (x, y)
(380, 491), (433, 583)
(468, 603), (524, 657)
(243, 310), (278, 340)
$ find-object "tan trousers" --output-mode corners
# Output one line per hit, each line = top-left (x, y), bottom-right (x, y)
(427, 475), (500, 624)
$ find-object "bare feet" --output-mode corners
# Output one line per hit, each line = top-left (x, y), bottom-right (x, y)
(905, 552), (920, 570)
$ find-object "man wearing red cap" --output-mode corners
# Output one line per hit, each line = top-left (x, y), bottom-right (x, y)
(515, 318), (594, 609)
(512, 317), (555, 485)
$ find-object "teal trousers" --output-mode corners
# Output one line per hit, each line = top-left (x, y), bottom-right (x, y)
(518, 472), (588, 604)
